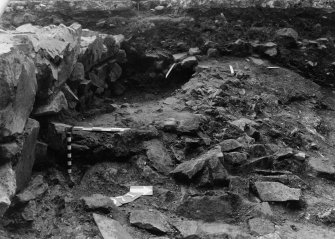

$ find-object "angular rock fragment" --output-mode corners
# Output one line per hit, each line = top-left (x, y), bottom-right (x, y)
(224, 152), (248, 165)
(181, 56), (198, 68)
(93, 213), (133, 239)
(15, 118), (40, 191)
(130, 210), (171, 234)
(220, 139), (243, 152)
(255, 181), (301, 202)
(0, 163), (16, 217)
(173, 52), (188, 62)
(16, 175), (48, 203)
(171, 146), (226, 185)
(33, 91), (68, 116)
(308, 157), (335, 180)
(189, 47), (201, 56)
(0, 142), (20, 165)
(275, 28), (299, 47)
(172, 219), (199, 238)
(144, 140), (174, 175)
(0, 35), (37, 138)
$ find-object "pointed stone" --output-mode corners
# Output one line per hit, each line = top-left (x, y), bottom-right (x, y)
(93, 213), (133, 239)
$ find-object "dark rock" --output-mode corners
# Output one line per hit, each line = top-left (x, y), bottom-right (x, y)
(275, 28), (299, 47)
(208, 156), (229, 184)
(255, 181), (301, 202)
(224, 152), (248, 165)
(171, 146), (225, 185)
(21, 200), (36, 221)
(144, 139), (174, 175)
(177, 114), (206, 134)
(0, 142), (20, 165)
(70, 62), (85, 83)
(248, 217), (275, 236)
(33, 91), (68, 116)
(176, 195), (234, 222)
(47, 122), (71, 152)
(248, 144), (268, 158)
(220, 139), (243, 152)
(15, 118), (40, 191)
(129, 210), (171, 234)
(16, 175), (48, 203)
(109, 62), (122, 83)
(181, 56), (198, 69)
(229, 176), (250, 197)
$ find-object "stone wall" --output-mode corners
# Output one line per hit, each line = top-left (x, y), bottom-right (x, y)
(0, 22), (127, 217)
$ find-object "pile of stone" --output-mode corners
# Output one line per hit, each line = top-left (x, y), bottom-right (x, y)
(0, 22), (127, 216)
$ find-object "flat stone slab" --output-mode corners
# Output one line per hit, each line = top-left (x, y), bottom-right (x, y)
(255, 181), (301, 202)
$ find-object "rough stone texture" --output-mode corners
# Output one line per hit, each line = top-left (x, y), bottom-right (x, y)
(14, 118), (40, 191)
(16, 175), (48, 203)
(224, 152), (248, 165)
(144, 139), (174, 175)
(255, 181), (301, 202)
(47, 122), (71, 152)
(130, 210), (171, 234)
(171, 146), (228, 185)
(275, 28), (299, 47)
(16, 23), (82, 102)
(0, 163), (16, 217)
(93, 213), (134, 239)
(308, 157), (335, 180)
(220, 139), (243, 152)
(33, 91), (68, 116)
(0, 142), (20, 166)
(248, 217), (275, 236)
(81, 194), (116, 211)
(0, 35), (37, 138)
(229, 176), (250, 197)
(176, 195), (234, 221)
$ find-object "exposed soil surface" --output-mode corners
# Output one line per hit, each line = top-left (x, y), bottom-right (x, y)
(2, 4), (335, 239)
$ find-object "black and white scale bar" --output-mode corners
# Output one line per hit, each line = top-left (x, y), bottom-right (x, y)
(65, 126), (130, 179)
(72, 126), (131, 132)
(66, 128), (73, 176)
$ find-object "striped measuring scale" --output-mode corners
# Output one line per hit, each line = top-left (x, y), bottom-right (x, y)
(65, 126), (131, 185)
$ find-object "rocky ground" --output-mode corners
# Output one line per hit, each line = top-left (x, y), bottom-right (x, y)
(2, 1), (335, 239)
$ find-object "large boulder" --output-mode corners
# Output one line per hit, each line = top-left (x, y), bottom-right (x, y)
(16, 23), (82, 103)
(0, 34), (37, 139)
(0, 118), (40, 217)
(0, 163), (16, 217)
(14, 118), (40, 191)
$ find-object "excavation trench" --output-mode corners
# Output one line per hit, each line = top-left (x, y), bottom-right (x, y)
(4, 3), (335, 239)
